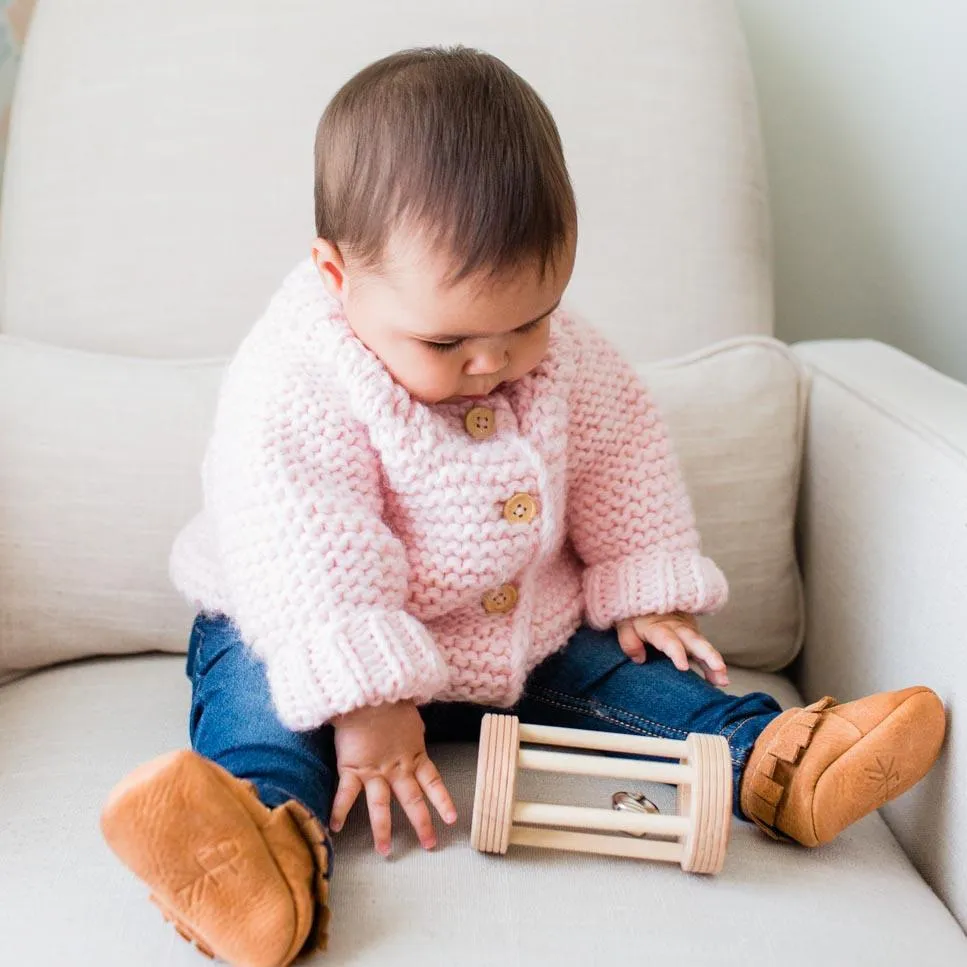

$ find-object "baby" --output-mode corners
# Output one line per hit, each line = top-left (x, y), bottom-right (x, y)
(100, 46), (946, 967)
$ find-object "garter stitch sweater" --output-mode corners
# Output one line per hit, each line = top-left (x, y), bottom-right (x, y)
(170, 257), (728, 731)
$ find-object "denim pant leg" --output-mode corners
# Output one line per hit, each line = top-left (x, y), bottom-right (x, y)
(516, 624), (784, 820)
(185, 613), (338, 873)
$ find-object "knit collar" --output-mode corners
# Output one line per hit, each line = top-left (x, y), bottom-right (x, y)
(286, 256), (571, 444)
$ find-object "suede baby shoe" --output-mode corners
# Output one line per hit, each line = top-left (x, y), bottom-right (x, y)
(740, 685), (946, 846)
(100, 749), (331, 966)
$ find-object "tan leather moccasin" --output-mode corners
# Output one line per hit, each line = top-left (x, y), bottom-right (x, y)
(100, 749), (330, 966)
(740, 685), (946, 846)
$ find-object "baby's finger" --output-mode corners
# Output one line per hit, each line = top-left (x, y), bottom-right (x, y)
(617, 622), (647, 664)
(415, 756), (458, 825)
(678, 626), (727, 673)
(675, 626), (729, 686)
(692, 655), (730, 687)
(644, 625), (690, 672)
(330, 773), (362, 833)
(391, 773), (437, 850)
(364, 776), (394, 857)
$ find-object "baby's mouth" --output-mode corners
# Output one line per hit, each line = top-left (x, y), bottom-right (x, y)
(446, 380), (508, 402)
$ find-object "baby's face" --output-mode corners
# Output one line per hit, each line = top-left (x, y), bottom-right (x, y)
(312, 229), (576, 404)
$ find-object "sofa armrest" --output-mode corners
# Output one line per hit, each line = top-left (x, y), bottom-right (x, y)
(792, 338), (967, 928)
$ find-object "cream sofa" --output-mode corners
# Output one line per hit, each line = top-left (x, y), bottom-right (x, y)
(1, 2), (965, 964)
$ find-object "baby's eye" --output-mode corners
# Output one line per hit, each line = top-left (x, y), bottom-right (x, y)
(425, 338), (465, 353)
(422, 318), (543, 353)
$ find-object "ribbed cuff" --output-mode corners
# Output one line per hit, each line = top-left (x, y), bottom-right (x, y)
(263, 610), (450, 731)
(582, 550), (729, 629)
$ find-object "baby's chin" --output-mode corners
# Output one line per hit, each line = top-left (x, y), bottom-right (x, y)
(402, 386), (462, 405)
(405, 379), (510, 405)
(437, 381), (508, 404)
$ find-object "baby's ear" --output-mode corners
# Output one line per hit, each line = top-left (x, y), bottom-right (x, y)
(312, 237), (347, 300)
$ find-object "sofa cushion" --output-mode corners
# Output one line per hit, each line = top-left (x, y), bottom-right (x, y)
(642, 336), (806, 669)
(2, 656), (964, 965)
(0, 337), (218, 683)
(0, 333), (803, 682)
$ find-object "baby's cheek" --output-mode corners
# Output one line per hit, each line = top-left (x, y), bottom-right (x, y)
(401, 357), (457, 403)
(517, 329), (550, 376)
(383, 345), (458, 403)
(424, 354), (463, 397)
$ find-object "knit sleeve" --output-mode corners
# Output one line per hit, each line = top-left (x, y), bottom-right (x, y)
(203, 357), (449, 731)
(565, 317), (728, 629)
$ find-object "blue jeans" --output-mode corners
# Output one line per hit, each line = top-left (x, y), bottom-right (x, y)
(186, 614), (782, 861)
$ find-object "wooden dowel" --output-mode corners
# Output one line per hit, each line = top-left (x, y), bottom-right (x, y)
(513, 801), (690, 837)
(519, 748), (694, 785)
(483, 708), (501, 852)
(494, 712), (517, 854)
(508, 826), (685, 863)
(518, 722), (688, 759)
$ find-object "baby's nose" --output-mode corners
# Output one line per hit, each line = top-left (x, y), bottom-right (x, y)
(465, 344), (510, 376)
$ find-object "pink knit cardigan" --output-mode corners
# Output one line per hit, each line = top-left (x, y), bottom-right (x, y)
(170, 257), (728, 731)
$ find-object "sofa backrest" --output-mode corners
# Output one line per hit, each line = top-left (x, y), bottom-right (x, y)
(0, 0), (772, 361)
(0, 1), (795, 683)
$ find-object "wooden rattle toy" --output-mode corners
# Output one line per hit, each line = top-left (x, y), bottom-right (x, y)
(471, 714), (731, 874)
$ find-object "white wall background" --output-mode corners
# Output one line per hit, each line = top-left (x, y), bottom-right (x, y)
(737, 0), (967, 384)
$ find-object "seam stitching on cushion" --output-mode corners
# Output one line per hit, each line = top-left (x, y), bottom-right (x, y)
(647, 335), (801, 374)
(0, 332), (230, 367)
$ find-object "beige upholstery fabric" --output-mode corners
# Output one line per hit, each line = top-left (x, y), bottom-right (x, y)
(644, 336), (805, 669)
(0, 334), (804, 682)
(2, 0), (965, 960)
(0, 337), (214, 683)
(2, 654), (965, 965)
(0, 0), (772, 361)
(794, 338), (967, 929)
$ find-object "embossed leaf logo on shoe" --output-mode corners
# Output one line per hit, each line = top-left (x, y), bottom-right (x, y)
(864, 755), (900, 804)
(174, 838), (243, 907)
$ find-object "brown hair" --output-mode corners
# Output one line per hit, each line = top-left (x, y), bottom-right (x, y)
(313, 46), (577, 287)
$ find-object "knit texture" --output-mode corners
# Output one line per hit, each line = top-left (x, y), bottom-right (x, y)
(170, 257), (728, 730)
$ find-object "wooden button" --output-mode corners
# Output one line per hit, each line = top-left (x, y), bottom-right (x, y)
(465, 406), (496, 440)
(482, 583), (518, 614)
(503, 493), (538, 524)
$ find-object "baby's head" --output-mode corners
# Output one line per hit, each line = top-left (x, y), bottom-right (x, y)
(311, 46), (577, 404)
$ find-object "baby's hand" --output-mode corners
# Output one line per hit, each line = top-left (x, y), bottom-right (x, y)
(616, 612), (730, 687)
(329, 699), (457, 856)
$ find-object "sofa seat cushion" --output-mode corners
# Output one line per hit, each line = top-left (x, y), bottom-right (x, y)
(1, 656), (963, 965)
